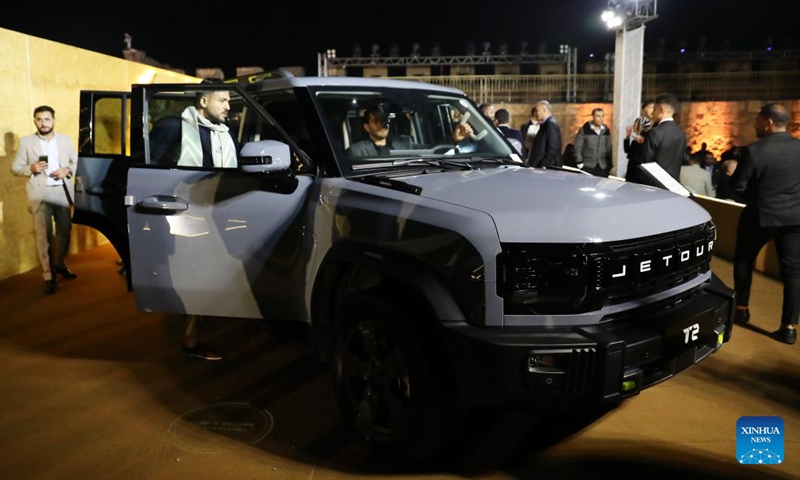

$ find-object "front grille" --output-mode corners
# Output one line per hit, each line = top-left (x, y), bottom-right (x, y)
(592, 223), (714, 305)
(499, 222), (715, 314)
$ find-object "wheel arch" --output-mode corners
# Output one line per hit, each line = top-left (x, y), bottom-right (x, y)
(310, 240), (467, 361)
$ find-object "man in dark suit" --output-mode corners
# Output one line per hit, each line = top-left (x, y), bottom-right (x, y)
(639, 93), (686, 188)
(731, 102), (800, 344)
(526, 100), (562, 168)
(494, 108), (524, 155)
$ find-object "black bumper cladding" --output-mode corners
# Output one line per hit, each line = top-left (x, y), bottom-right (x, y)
(442, 275), (735, 410)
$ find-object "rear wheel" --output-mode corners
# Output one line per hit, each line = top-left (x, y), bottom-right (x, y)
(332, 292), (460, 464)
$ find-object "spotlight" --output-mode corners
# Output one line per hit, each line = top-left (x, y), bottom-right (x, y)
(389, 43), (399, 57)
(352, 43), (362, 57)
(371, 44), (380, 57)
(520, 40), (529, 55)
(602, 9), (624, 29)
(499, 42), (508, 55)
(411, 42), (420, 58)
(482, 42), (491, 55)
(431, 42), (441, 56)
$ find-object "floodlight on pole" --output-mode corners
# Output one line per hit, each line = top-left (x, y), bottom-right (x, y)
(601, 0), (658, 178)
(602, 9), (624, 29)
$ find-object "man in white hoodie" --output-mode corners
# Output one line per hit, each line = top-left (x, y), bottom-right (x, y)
(150, 84), (239, 168)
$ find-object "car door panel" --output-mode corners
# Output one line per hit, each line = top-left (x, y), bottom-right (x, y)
(126, 167), (312, 319)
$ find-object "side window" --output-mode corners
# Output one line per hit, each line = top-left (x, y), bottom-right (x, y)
(260, 97), (315, 159)
(147, 87), (247, 169)
(80, 96), (131, 156)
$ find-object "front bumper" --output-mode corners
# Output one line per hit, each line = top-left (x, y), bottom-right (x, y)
(440, 275), (735, 410)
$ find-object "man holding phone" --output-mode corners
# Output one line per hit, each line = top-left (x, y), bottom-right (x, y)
(11, 105), (78, 294)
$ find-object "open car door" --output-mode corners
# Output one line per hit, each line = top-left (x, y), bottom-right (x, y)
(75, 83), (313, 320)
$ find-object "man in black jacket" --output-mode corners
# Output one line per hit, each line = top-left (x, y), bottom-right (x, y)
(732, 102), (800, 344)
(640, 93), (686, 187)
(526, 100), (562, 168)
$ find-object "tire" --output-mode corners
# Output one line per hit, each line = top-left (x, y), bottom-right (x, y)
(332, 292), (460, 464)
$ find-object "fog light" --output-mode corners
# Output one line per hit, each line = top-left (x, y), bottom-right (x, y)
(621, 380), (637, 392)
(527, 355), (554, 370)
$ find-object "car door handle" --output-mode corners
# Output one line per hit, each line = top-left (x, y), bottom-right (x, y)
(136, 195), (189, 214)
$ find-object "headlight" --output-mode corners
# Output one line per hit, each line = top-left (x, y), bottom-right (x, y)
(497, 245), (597, 314)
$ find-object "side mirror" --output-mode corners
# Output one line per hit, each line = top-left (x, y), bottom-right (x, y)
(239, 140), (292, 173)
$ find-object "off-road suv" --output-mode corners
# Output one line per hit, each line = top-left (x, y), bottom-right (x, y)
(74, 73), (735, 463)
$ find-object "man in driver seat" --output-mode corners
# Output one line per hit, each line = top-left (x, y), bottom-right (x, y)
(346, 106), (472, 157)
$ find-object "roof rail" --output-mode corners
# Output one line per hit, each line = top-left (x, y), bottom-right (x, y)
(224, 68), (295, 85)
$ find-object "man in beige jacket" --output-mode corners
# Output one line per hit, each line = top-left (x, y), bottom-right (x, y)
(11, 105), (78, 294)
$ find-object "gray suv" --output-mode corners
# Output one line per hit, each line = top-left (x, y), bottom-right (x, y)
(74, 74), (734, 463)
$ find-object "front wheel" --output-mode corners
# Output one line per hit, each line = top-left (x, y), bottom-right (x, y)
(332, 292), (460, 464)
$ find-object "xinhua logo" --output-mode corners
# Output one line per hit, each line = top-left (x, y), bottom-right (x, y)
(736, 416), (784, 464)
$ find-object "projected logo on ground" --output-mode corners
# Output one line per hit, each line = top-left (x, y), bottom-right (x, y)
(736, 416), (783, 464)
(169, 402), (274, 453)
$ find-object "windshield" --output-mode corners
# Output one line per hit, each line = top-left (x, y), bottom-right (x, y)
(312, 86), (520, 176)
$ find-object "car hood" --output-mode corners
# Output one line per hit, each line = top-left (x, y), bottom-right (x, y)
(401, 167), (711, 243)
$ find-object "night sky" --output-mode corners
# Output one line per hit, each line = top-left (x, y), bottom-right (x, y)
(1, 1), (793, 78)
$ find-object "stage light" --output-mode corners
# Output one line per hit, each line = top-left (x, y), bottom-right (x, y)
(602, 9), (624, 29)
(371, 44), (380, 57)
(499, 42), (508, 55)
(520, 40), (529, 55)
(431, 42), (441, 56)
(352, 43), (362, 57)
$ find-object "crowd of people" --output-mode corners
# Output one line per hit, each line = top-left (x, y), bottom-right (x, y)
(484, 97), (799, 344)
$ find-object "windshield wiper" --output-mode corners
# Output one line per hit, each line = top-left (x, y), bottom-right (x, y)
(465, 155), (521, 165)
(352, 157), (473, 171)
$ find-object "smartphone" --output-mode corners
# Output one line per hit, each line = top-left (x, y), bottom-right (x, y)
(39, 155), (48, 164)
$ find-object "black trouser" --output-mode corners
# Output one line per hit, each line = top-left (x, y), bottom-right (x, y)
(734, 208), (800, 327)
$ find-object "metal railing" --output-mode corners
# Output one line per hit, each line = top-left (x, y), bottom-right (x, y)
(391, 71), (800, 103)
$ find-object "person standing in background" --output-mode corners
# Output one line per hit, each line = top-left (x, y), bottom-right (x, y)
(479, 103), (496, 125)
(573, 107), (612, 177)
(624, 99), (655, 184)
(520, 106), (539, 159)
(732, 102), (800, 345)
(679, 151), (716, 196)
(640, 93), (686, 187)
(11, 105), (78, 294)
(526, 100), (562, 168)
(494, 108), (524, 154)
